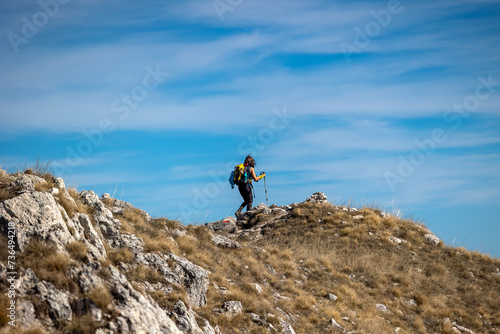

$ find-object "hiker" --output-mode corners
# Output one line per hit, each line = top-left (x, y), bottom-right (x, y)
(234, 155), (265, 217)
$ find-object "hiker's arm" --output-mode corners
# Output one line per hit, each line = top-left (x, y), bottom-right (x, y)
(250, 168), (265, 181)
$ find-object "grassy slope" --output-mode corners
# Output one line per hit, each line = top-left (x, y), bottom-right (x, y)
(0, 168), (499, 333)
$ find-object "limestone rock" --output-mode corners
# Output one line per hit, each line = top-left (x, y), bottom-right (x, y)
(376, 303), (390, 314)
(168, 253), (210, 308)
(0, 191), (74, 252)
(212, 234), (242, 249)
(205, 217), (237, 233)
(107, 265), (182, 333)
(9, 173), (47, 193)
(329, 318), (344, 330)
(306, 192), (328, 204)
(36, 280), (72, 323)
(72, 213), (107, 259)
(279, 318), (296, 334)
(135, 252), (209, 308)
(424, 233), (440, 245)
(101, 194), (151, 221)
(171, 300), (216, 334)
(17, 300), (43, 329)
(222, 301), (243, 315)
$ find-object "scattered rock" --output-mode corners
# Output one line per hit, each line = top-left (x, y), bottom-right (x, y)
(254, 283), (264, 294)
(306, 192), (328, 204)
(376, 303), (390, 314)
(424, 233), (440, 245)
(205, 217), (237, 233)
(250, 313), (264, 325)
(352, 215), (364, 220)
(212, 234), (242, 249)
(327, 293), (338, 301)
(330, 318), (344, 330)
(452, 321), (476, 334)
(222, 301), (243, 315)
(389, 237), (406, 245)
(279, 318), (296, 334)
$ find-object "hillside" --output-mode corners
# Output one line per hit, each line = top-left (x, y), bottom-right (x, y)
(1, 168), (499, 334)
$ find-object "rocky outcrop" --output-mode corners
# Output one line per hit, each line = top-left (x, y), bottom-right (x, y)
(0, 191), (75, 252)
(3, 167), (492, 334)
(102, 193), (152, 221)
(107, 266), (182, 333)
(305, 192), (328, 204)
(168, 253), (210, 308)
(211, 234), (242, 249)
(205, 216), (237, 233)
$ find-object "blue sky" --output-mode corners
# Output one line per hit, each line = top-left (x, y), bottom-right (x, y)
(1, 0), (499, 257)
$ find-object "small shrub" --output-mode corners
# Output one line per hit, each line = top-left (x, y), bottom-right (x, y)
(107, 247), (134, 265)
(66, 241), (88, 262)
(20, 239), (76, 292)
(88, 286), (112, 309)
(126, 265), (165, 284)
(64, 314), (98, 333)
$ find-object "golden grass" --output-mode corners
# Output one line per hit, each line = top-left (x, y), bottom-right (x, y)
(88, 285), (112, 309)
(66, 241), (88, 262)
(19, 239), (77, 292)
(170, 202), (500, 334)
(63, 314), (97, 334)
(107, 247), (135, 265)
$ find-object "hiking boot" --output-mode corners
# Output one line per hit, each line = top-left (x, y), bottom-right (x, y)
(235, 209), (242, 218)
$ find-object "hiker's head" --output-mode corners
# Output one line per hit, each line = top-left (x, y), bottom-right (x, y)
(244, 155), (255, 167)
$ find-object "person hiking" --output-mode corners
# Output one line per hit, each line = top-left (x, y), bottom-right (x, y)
(235, 155), (265, 217)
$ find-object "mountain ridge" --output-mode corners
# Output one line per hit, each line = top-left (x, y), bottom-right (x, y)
(0, 168), (499, 334)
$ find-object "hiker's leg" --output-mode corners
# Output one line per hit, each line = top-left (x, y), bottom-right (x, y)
(246, 185), (253, 211)
(237, 185), (249, 216)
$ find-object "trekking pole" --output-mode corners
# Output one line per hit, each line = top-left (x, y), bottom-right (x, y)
(260, 172), (268, 206)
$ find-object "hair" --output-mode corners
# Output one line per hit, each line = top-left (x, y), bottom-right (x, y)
(244, 155), (255, 167)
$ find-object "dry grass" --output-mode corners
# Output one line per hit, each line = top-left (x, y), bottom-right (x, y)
(88, 285), (112, 309)
(107, 247), (135, 265)
(66, 241), (88, 262)
(67, 187), (91, 216)
(162, 202), (500, 334)
(63, 314), (98, 334)
(0, 171), (15, 202)
(19, 239), (78, 293)
(125, 265), (166, 284)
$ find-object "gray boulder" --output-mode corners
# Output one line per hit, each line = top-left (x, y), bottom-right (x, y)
(17, 300), (43, 329)
(0, 191), (75, 252)
(306, 192), (328, 204)
(168, 253), (210, 308)
(222, 301), (243, 315)
(211, 234), (242, 249)
(101, 193), (152, 221)
(72, 213), (107, 259)
(424, 233), (440, 245)
(9, 173), (47, 193)
(171, 300), (210, 334)
(36, 280), (72, 323)
(205, 217), (237, 233)
(107, 266), (182, 333)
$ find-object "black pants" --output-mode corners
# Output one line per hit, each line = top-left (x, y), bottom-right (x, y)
(238, 183), (253, 211)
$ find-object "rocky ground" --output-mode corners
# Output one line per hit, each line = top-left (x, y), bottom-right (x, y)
(1, 169), (499, 334)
